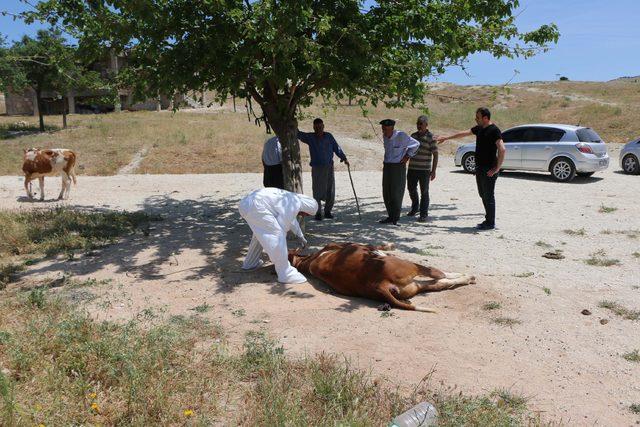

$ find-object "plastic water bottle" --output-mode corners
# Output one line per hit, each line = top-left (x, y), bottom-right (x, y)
(389, 401), (438, 427)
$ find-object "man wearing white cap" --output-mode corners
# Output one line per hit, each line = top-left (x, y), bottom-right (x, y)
(239, 187), (318, 283)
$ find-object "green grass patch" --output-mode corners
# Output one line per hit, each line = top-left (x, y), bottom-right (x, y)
(598, 301), (640, 321)
(598, 205), (617, 214)
(535, 241), (552, 248)
(622, 350), (640, 363)
(482, 301), (501, 311)
(191, 303), (212, 313)
(633, 252), (640, 258)
(631, 404), (640, 414)
(542, 287), (551, 295)
(0, 208), (161, 259)
(585, 250), (620, 267)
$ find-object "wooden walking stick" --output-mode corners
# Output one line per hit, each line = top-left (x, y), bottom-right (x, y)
(346, 163), (362, 221)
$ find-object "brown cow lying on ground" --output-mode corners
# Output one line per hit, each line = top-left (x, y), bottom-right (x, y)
(289, 242), (476, 312)
(22, 148), (77, 200)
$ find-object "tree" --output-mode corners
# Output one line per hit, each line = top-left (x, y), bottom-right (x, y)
(0, 29), (104, 131)
(27, 0), (558, 191)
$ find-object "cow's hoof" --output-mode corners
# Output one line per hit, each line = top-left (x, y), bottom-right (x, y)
(468, 276), (477, 285)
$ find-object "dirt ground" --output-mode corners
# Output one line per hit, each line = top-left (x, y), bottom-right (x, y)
(1, 153), (639, 425)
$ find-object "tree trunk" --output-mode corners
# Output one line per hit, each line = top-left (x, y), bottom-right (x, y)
(36, 89), (45, 132)
(264, 111), (303, 194)
(273, 118), (304, 194)
(62, 95), (68, 129)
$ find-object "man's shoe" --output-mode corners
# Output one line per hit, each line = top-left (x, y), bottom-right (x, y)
(324, 212), (334, 219)
(407, 209), (418, 217)
(476, 221), (488, 228)
(314, 213), (323, 221)
(417, 216), (428, 223)
(378, 217), (393, 224)
(477, 223), (495, 230)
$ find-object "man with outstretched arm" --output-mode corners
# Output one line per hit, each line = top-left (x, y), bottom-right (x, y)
(436, 107), (505, 230)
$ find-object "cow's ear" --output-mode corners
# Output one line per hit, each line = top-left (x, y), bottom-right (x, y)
(23, 148), (27, 154)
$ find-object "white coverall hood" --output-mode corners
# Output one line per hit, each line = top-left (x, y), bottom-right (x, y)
(297, 194), (318, 216)
(239, 188), (318, 284)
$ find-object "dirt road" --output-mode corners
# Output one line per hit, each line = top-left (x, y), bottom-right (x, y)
(1, 158), (639, 425)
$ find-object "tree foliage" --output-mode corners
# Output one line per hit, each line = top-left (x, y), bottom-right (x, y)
(0, 29), (106, 130)
(26, 0), (559, 189)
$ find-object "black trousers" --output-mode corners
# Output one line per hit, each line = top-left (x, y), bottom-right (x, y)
(475, 166), (498, 226)
(382, 162), (406, 222)
(263, 163), (284, 189)
(407, 169), (430, 217)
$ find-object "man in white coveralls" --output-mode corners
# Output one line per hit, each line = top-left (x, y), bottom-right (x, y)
(239, 187), (318, 284)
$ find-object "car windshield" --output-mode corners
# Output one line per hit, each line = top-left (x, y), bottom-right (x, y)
(576, 128), (603, 143)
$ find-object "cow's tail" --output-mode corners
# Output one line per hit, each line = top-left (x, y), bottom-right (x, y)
(380, 285), (437, 313)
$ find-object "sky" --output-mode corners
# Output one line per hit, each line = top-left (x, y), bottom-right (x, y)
(1, 0), (638, 85)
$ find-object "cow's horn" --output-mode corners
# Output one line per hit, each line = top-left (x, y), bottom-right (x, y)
(414, 306), (437, 313)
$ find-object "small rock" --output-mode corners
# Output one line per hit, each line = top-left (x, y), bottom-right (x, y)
(543, 251), (565, 260)
(262, 319), (270, 323)
(599, 319), (609, 325)
(581, 309), (592, 316)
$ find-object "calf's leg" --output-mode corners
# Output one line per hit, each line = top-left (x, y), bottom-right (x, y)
(38, 177), (45, 201)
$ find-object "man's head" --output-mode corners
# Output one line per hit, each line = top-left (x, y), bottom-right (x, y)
(475, 107), (491, 127)
(416, 115), (429, 133)
(379, 119), (395, 138)
(313, 118), (324, 135)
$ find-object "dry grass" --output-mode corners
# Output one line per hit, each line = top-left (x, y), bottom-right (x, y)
(2, 79), (639, 176)
(0, 208), (160, 290)
(0, 289), (544, 426)
(492, 317), (522, 327)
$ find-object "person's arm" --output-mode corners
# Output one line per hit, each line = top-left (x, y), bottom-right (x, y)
(297, 131), (312, 145)
(289, 216), (304, 239)
(400, 133), (420, 163)
(431, 151), (438, 181)
(436, 130), (474, 143)
(331, 135), (349, 166)
(488, 139), (506, 177)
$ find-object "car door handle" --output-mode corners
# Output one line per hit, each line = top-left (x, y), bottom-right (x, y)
(544, 146), (552, 150)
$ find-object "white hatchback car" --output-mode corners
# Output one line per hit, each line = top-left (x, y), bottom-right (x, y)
(454, 124), (610, 182)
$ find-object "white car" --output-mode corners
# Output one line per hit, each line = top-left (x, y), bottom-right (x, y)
(454, 124), (610, 182)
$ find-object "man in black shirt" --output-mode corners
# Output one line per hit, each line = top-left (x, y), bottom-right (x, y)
(436, 107), (506, 230)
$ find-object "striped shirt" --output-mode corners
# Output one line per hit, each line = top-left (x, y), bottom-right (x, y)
(408, 131), (437, 171)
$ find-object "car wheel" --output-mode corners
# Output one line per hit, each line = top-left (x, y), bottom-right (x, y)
(462, 152), (476, 174)
(576, 172), (595, 178)
(550, 157), (576, 182)
(622, 154), (639, 174)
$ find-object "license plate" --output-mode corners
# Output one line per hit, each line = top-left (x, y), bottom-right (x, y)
(599, 159), (608, 166)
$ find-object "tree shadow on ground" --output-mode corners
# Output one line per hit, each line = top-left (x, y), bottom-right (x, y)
(20, 191), (476, 311)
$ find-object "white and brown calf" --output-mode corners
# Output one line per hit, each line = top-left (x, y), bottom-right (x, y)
(22, 148), (77, 200)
